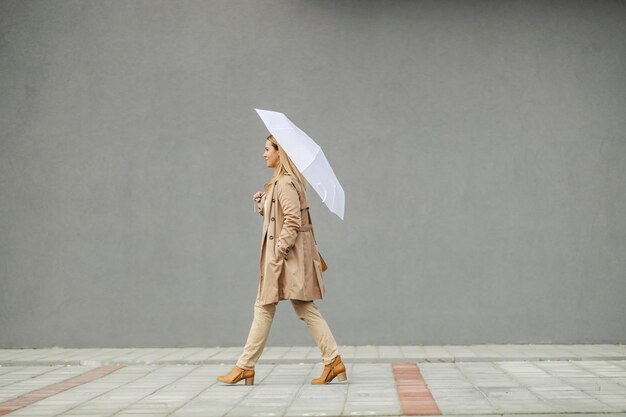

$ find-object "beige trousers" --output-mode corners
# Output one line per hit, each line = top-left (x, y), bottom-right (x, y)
(236, 295), (339, 370)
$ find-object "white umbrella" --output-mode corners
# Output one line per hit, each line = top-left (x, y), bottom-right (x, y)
(255, 108), (345, 220)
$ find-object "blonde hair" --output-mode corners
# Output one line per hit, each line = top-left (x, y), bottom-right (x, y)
(266, 134), (308, 190)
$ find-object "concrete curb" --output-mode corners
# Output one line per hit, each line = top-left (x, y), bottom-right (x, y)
(4, 355), (626, 367)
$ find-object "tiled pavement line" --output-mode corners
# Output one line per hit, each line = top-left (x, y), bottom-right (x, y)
(498, 360), (603, 414)
(0, 366), (61, 388)
(0, 368), (20, 378)
(0, 364), (124, 416)
(456, 362), (526, 414)
(343, 363), (400, 416)
(0, 365), (168, 416)
(57, 365), (199, 416)
(0, 366), (104, 402)
(501, 360), (601, 413)
(104, 365), (203, 416)
(426, 360), (626, 415)
(392, 363), (441, 416)
(527, 360), (609, 412)
(471, 361), (563, 414)
(0, 366), (100, 404)
(532, 359), (626, 412)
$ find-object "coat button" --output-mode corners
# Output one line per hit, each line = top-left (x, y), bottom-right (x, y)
(271, 198), (275, 202)
(271, 217), (275, 221)
(269, 236), (273, 240)
(285, 248), (289, 253)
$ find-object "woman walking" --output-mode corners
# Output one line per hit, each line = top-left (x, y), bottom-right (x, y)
(216, 134), (346, 386)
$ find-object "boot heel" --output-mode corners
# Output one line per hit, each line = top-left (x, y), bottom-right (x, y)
(337, 372), (347, 381)
(245, 376), (254, 385)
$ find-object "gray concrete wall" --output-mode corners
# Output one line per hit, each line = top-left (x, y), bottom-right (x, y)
(1, 0), (625, 348)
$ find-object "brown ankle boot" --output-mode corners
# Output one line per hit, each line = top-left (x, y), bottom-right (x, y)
(216, 365), (255, 385)
(311, 355), (347, 384)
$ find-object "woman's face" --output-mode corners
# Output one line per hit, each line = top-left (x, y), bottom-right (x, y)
(264, 139), (280, 169)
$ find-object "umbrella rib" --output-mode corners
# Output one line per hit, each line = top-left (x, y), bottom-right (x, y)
(300, 147), (321, 172)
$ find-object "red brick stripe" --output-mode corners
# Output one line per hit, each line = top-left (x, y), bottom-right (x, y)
(392, 362), (441, 416)
(0, 364), (125, 416)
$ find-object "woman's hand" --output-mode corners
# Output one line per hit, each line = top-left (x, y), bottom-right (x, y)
(253, 191), (266, 216)
(253, 191), (264, 202)
(276, 240), (289, 260)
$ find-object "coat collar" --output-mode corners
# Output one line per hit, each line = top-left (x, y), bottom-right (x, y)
(263, 173), (291, 192)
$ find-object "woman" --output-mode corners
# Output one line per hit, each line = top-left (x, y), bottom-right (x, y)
(216, 134), (346, 386)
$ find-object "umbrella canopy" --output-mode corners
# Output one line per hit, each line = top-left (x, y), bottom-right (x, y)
(255, 108), (345, 220)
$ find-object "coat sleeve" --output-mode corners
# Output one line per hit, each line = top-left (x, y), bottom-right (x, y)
(276, 179), (301, 255)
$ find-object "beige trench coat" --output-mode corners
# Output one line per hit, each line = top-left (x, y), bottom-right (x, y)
(255, 174), (325, 305)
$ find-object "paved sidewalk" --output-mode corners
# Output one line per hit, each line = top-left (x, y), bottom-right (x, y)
(0, 345), (625, 416)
